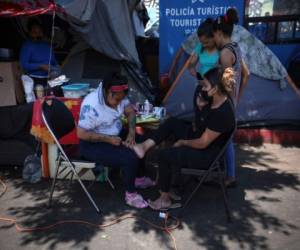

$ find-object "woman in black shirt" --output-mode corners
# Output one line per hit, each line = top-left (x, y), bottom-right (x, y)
(133, 67), (236, 210)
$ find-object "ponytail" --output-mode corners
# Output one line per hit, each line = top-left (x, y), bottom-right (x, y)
(203, 67), (235, 96)
(221, 68), (235, 95)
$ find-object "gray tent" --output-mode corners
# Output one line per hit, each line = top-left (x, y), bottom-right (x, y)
(164, 52), (300, 127)
(59, 0), (157, 103)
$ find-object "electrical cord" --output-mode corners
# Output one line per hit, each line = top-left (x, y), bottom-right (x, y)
(0, 176), (179, 250)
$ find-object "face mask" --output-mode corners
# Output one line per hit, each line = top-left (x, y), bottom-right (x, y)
(200, 88), (213, 103)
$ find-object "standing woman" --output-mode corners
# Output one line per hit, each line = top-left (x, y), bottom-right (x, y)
(213, 15), (250, 186)
(189, 18), (219, 78)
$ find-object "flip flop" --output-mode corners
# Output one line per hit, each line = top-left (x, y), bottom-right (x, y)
(148, 199), (182, 211)
(169, 191), (182, 201)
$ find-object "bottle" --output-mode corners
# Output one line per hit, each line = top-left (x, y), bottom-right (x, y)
(144, 99), (150, 115)
(35, 84), (44, 99)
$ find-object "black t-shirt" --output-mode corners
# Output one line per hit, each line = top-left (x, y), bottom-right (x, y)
(194, 97), (235, 157)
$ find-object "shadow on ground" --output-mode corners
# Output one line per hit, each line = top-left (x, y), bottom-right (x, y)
(0, 144), (299, 250)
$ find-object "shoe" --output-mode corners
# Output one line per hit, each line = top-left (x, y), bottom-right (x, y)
(225, 177), (238, 188)
(148, 199), (182, 211)
(135, 176), (156, 189)
(125, 192), (148, 209)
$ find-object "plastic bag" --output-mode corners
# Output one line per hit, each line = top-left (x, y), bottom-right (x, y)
(22, 154), (42, 183)
(21, 75), (36, 103)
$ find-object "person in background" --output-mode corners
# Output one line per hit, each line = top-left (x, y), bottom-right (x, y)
(20, 19), (60, 88)
(189, 18), (219, 79)
(77, 74), (154, 209)
(132, 67), (236, 210)
(213, 14), (250, 187)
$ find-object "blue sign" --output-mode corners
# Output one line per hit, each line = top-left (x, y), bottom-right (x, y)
(159, 0), (245, 74)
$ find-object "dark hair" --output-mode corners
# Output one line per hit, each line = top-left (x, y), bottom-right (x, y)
(102, 73), (129, 95)
(27, 19), (43, 32)
(213, 15), (234, 37)
(226, 7), (239, 25)
(204, 67), (235, 96)
(197, 18), (214, 38)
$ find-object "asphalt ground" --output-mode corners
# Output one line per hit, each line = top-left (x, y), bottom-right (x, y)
(0, 144), (300, 250)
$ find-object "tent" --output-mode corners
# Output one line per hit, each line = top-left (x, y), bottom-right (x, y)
(0, 0), (158, 103)
(61, 42), (151, 104)
(163, 50), (300, 127)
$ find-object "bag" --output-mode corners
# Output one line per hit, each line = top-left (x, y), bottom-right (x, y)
(22, 142), (42, 183)
(23, 154), (42, 183)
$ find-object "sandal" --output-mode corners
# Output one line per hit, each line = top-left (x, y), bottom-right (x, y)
(148, 199), (181, 211)
(169, 191), (182, 201)
(225, 177), (238, 188)
(125, 192), (148, 209)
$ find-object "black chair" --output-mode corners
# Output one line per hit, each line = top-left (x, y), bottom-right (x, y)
(179, 124), (236, 222)
(42, 98), (101, 213)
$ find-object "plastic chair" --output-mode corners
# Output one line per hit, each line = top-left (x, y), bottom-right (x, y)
(42, 98), (101, 213)
(179, 122), (237, 222)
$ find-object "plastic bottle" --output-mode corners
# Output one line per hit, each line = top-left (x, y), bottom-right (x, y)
(144, 99), (150, 115)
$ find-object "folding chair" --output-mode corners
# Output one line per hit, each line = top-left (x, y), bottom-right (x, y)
(42, 98), (101, 213)
(179, 125), (236, 222)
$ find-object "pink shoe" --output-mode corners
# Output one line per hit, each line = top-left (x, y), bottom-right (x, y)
(125, 192), (148, 209)
(135, 176), (156, 189)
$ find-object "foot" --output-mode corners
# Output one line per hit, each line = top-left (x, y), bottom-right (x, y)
(132, 143), (146, 159)
(135, 176), (156, 189)
(148, 197), (172, 211)
(125, 192), (148, 209)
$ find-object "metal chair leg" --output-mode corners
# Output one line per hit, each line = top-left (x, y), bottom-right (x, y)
(217, 166), (232, 223)
(178, 168), (212, 218)
(48, 162), (60, 208)
(105, 167), (115, 190)
(68, 162), (101, 214)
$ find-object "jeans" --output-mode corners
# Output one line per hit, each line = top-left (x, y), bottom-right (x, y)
(225, 139), (235, 178)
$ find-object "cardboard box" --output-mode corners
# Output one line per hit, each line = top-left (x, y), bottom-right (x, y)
(0, 61), (25, 107)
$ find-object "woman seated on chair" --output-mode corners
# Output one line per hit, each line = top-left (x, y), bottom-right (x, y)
(132, 67), (236, 210)
(77, 74), (154, 209)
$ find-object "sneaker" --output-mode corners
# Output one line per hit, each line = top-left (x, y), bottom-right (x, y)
(125, 192), (148, 209)
(135, 176), (156, 189)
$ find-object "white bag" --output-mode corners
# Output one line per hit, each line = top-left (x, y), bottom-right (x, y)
(21, 75), (36, 103)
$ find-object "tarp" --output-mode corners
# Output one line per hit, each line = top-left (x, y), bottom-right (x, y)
(62, 0), (140, 64)
(164, 51), (300, 127)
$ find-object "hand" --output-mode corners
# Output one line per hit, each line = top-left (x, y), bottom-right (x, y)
(108, 136), (122, 146)
(173, 140), (184, 147)
(123, 133), (136, 148)
(39, 64), (49, 72)
(189, 68), (197, 77)
(196, 96), (208, 110)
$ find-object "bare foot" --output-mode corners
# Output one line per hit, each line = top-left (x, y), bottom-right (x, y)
(132, 143), (146, 159)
